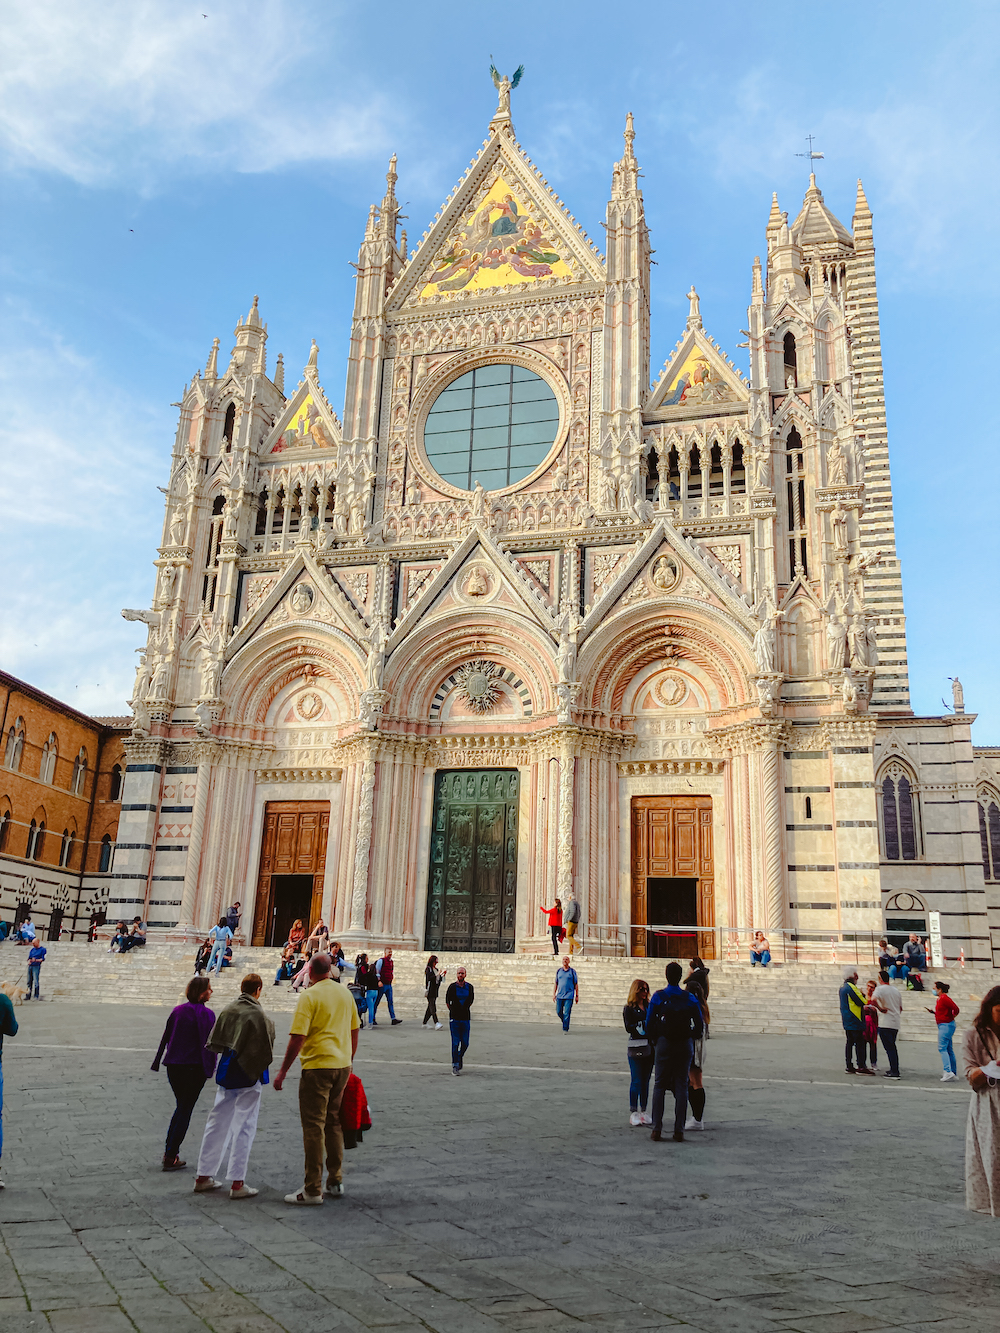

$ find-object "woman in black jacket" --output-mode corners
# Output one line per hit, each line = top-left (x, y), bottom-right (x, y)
(623, 978), (653, 1128)
(423, 955), (447, 1029)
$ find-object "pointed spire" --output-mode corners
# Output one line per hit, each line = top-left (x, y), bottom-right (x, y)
(852, 178), (873, 250)
(766, 192), (783, 242)
(855, 178), (871, 215)
(246, 294), (261, 328)
(751, 255), (764, 305)
(274, 353), (285, 395)
(205, 337), (220, 380)
(623, 111), (636, 160)
(380, 153), (399, 242)
(364, 204), (377, 241)
(611, 111), (640, 200)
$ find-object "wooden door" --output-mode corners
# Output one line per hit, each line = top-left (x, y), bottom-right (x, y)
(630, 796), (714, 958)
(253, 801), (330, 945)
(425, 770), (519, 954)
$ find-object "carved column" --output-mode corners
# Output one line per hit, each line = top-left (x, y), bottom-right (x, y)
(759, 742), (784, 932)
(556, 738), (576, 901)
(350, 758), (377, 932)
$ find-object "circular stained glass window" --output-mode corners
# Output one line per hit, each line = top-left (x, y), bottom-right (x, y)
(423, 364), (559, 493)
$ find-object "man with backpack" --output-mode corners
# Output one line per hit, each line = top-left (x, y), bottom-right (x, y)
(645, 961), (704, 1142)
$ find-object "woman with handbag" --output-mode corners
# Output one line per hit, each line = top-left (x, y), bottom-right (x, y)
(623, 979), (653, 1127)
(423, 955), (446, 1029)
(685, 979), (710, 1131)
(963, 985), (1000, 1215)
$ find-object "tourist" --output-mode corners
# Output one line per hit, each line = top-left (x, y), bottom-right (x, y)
(564, 895), (582, 956)
(26, 940), (46, 1000)
(351, 953), (372, 1027)
(553, 956), (579, 1032)
(287, 918), (307, 951)
(193, 973), (274, 1200)
(273, 942), (299, 985)
(274, 953), (360, 1206)
(877, 939), (897, 972)
(963, 984), (1000, 1216)
(194, 937), (213, 975)
(423, 955), (446, 1029)
(684, 956), (711, 999)
(539, 899), (563, 955)
(750, 931), (771, 967)
(226, 902), (241, 934)
(445, 966), (474, 1075)
(16, 916), (36, 946)
(871, 969), (902, 1078)
(305, 920), (329, 957)
(0, 983), (18, 1188)
(623, 978), (653, 1126)
(890, 932), (925, 981)
(927, 981), (960, 1082)
(685, 979), (710, 1131)
(107, 920), (129, 954)
(863, 979), (880, 1069)
(206, 917), (233, 975)
(646, 961), (704, 1142)
(151, 975), (217, 1171)
(840, 966), (874, 1075)
(119, 917), (147, 952)
(374, 947), (402, 1025)
(329, 942), (346, 974)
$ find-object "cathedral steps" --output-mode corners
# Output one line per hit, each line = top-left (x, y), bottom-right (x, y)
(0, 943), (986, 1044)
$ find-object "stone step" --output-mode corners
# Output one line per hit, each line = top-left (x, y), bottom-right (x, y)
(1, 943), (988, 1043)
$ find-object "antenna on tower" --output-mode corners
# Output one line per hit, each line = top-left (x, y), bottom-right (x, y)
(796, 134), (825, 177)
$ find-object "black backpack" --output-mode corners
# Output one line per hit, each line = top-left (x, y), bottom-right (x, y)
(647, 991), (695, 1042)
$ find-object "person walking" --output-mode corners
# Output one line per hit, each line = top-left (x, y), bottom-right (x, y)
(840, 966), (875, 1075)
(646, 961), (704, 1142)
(151, 975), (217, 1170)
(750, 931), (771, 967)
(871, 969), (903, 1078)
(374, 948), (402, 1025)
(623, 979), (653, 1127)
(685, 979), (710, 1131)
(423, 955), (446, 1029)
(26, 940), (46, 1000)
(564, 895), (582, 956)
(275, 953), (361, 1206)
(193, 973), (274, 1200)
(445, 966), (474, 1075)
(963, 985), (1000, 1216)
(205, 918), (233, 975)
(553, 956), (579, 1032)
(0, 982), (18, 1188)
(928, 981), (960, 1082)
(539, 900), (563, 955)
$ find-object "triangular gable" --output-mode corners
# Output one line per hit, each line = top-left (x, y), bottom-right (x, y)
(226, 551), (366, 661)
(387, 524), (557, 651)
(579, 521), (757, 644)
(260, 376), (342, 456)
(647, 327), (748, 414)
(388, 130), (605, 311)
(777, 575), (825, 613)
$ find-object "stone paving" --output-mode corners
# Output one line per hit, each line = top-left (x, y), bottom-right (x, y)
(0, 999), (997, 1333)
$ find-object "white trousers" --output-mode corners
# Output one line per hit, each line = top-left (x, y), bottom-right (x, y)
(196, 1084), (261, 1181)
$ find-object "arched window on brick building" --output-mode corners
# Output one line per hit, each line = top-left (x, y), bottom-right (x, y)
(879, 762), (920, 862)
(59, 828), (75, 868)
(978, 788), (1000, 882)
(40, 733), (58, 784)
(71, 748), (88, 796)
(109, 763), (123, 802)
(5, 719), (25, 772)
(99, 834), (113, 873)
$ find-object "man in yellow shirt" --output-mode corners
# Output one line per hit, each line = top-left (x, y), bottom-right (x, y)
(274, 953), (360, 1205)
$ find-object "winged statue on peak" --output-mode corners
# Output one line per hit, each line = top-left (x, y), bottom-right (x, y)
(490, 61), (524, 116)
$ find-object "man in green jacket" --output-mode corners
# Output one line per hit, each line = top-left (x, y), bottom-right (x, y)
(0, 988), (19, 1188)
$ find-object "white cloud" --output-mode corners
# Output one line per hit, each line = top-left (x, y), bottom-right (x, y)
(0, 304), (165, 714)
(0, 0), (392, 186)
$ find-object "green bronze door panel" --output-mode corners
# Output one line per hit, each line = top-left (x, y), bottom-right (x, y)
(426, 769), (519, 954)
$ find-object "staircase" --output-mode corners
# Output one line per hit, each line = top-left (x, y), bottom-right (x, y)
(1, 942), (990, 1043)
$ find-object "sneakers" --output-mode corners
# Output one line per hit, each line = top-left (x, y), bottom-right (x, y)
(193, 1178), (220, 1192)
(883, 1071), (901, 1079)
(856, 1067), (877, 1077)
(452, 1065), (461, 1076)
(324, 1182), (344, 1197)
(684, 1117), (705, 1131)
(629, 1111), (642, 1127)
(941, 1071), (958, 1081)
(391, 1019), (402, 1025)
(230, 1184), (258, 1199)
(284, 1190), (323, 1206)
(639, 1112), (652, 1126)
(434, 1022), (443, 1030)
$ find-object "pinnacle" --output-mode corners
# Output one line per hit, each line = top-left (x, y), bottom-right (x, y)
(624, 111), (636, 158)
(767, 192), (782, 231)
(855, 178), (871, 214)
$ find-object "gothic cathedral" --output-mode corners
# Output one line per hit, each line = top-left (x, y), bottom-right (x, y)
(116, 85), (1000, 967)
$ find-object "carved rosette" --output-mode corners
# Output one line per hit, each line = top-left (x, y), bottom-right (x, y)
(454, 660), (503, 714)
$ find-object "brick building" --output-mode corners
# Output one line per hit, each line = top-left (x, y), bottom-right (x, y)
(0, 672), (128, 939)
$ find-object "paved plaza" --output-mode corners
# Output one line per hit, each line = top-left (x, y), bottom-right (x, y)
(0, 1000), (997, 1333)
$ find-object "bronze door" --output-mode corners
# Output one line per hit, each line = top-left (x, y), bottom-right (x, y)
(425, 769), (519, 954)
(253, 801), (330, 946)
(630, 796), (714, 959)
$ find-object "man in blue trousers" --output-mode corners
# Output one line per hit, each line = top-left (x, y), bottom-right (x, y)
(646, 961), (703, 1143)
(445, 967), (474, 1075)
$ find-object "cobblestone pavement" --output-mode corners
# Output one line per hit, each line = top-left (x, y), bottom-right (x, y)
(0, 1000), (996, 1332)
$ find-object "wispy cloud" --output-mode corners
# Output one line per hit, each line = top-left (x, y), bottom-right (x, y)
(0, 0), (393, 187)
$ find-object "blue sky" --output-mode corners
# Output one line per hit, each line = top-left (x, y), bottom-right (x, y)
(1, 0), (997, 735)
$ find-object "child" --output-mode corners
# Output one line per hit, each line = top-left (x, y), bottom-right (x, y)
(26, 941), (47, 1000)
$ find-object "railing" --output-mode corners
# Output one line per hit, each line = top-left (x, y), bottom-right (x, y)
(585, 924), (886, 966)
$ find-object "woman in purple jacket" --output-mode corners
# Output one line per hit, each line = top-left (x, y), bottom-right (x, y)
(152, 975), (217, 1171)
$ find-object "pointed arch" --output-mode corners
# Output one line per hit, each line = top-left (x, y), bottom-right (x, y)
(977, 785), (1000, 882)
(4, 717), (25, 772)
(877, 759), (921, 862)
(71, 747), (88, 796)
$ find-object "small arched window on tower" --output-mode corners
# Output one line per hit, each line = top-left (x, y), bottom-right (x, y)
(202, 495), (226, 611)
(59, 828), (74, 868)
(686, 446), (702, 499)
(71, 747), (88, 796)
(99, 834), (113, 873)
(731, 440), (746, 495)
(5, 718), (25, 772)
(223, 401), (236, 453)
(255, 488), (269, 536)
(31, 820), (45, 862)
(978, 789), (1000, 881)
(109, 763), (123, 802)
(644, 448), (660, 505)
(879, 764), (920, 861)
(40, 733), (57, 784)
(0, 806), (10, 851)
(783, 331), (798, 387)
(709, 442), (725, 496)
(26, 819), (38, 859)
(785, 427), (808, 577)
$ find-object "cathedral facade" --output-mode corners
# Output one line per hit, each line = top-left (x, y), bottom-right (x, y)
(114, 87), (1000, 967)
